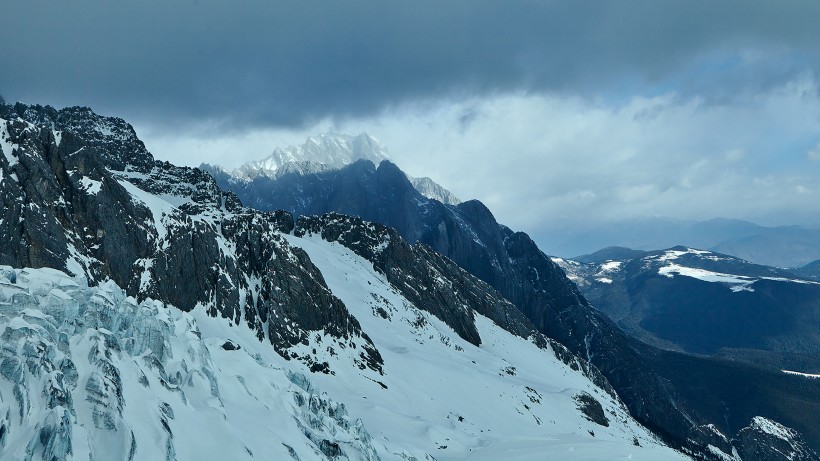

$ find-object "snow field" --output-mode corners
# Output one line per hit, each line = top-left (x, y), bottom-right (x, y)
(283, 234), (690, 460)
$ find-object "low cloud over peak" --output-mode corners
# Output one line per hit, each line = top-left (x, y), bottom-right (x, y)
(3, 0), (820, 130)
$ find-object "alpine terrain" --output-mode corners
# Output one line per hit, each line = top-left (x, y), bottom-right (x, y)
(0, 102), (716, 460)
(555, 247), (820, 371)
(203, 132), (460, 207)
(203, 134), (820, 460)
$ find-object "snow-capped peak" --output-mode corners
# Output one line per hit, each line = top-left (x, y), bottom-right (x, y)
(212, 131), (463, 205)
(232, 132), (389, 180)
(408, 175), (461, 205)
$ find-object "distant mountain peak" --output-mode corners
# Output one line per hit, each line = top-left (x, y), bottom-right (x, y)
(204, 132), (462, 205)
(232, 132), (389, 180)
(573, 246), (649, 264)
(407, 175), (461, 205)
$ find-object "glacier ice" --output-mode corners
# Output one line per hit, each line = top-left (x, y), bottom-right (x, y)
(0, 266), (382, 461)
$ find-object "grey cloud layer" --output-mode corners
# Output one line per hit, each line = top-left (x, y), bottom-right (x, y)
(2, 0), (819, 129)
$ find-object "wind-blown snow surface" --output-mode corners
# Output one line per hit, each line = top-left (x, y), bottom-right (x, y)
(0, 256), (687, 460)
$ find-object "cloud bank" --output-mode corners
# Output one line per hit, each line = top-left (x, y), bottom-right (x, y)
(3, 0), (820, 130)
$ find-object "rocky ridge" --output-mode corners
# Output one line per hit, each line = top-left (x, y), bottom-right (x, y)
(734, 417), (818, 461)
(0, 103), (382, 375)
(228, 133), (390, 181)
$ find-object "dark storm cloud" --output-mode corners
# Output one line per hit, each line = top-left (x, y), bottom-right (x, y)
(1, 0), (819, 130)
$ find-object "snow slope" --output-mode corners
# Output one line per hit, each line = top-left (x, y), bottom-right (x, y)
(281, 234), (689, 460)
(0, 248), (689, 460)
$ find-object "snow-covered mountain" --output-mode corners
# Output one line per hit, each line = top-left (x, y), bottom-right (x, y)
(0, 103), (707, 460)
(0, 254), (686, 460)
(407, 175), (461, 205)
(202, 132), (461, 205)
(553, 217), (820, 268)
(554, 247), (820, 371)
(230, 133), (390, 181)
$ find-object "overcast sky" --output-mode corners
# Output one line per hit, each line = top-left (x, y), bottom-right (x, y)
(2, 1), (820, 255)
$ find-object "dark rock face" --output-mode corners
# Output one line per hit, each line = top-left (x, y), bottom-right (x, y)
(647, 349), (820, 460)
(202, 159), (443, 243)
(574, 392), (610, 427)
(207, 155), (820, 458)
(221, 341), (241, 351)
(734, 417), (819, 461)
(0, 103), (381, 374)
(298, 213), (503, 346)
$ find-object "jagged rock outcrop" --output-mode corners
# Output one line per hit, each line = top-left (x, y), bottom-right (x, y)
(202, 132), (459, 205)
(0, 102), (381, 374)
(734, 417), (818, 461)
(226, 132), (389, 181)
(407, 176), (461, 205)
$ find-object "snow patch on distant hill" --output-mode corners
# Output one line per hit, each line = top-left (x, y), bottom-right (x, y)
(658, 263), (757, 291)
(782, 370), (820, 379)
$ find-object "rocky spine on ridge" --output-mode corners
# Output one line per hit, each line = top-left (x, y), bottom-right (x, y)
(0, 102), (382, 375)
(295, 212), (616, 395)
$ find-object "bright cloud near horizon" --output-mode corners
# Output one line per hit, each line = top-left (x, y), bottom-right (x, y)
(2, 0), (820, 254)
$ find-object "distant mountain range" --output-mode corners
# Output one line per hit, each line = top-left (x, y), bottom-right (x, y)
(555, 247), (820, 372)
(797, 259), (820, 279)
(541, 217), (820, 268)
